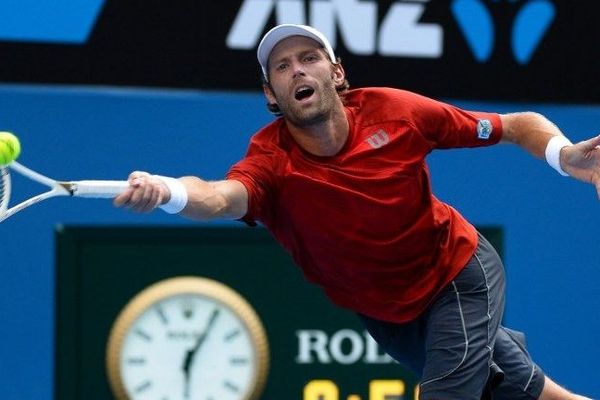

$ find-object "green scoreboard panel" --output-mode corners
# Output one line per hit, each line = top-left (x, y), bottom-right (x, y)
(55, 226), (502, 400)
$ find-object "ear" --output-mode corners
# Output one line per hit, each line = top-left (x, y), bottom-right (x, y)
(331, 63), (346, 86)
(262, 83), (278, 106)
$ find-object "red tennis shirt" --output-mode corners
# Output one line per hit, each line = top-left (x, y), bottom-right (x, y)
(227, 87), (502, 323)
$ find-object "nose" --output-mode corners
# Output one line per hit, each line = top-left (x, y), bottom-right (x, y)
(291, 60), (306, 79)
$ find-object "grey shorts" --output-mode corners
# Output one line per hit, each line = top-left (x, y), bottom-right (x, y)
(359, 233), (546, 400)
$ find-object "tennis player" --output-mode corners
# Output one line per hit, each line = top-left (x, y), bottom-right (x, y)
(114, 24), (598, 400)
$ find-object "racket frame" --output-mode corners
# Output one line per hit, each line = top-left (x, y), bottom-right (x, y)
(0, 161), (129, 222)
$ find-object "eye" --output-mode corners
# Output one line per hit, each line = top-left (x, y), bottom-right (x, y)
(275, 63), (288, 72)
(303, 54), (319, 62)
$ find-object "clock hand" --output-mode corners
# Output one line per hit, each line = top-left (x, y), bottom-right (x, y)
(182, 308), (221, 395)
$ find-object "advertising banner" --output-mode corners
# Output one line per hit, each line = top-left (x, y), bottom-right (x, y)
(55, 226), (501, 400)
(0, 1), (594, 102)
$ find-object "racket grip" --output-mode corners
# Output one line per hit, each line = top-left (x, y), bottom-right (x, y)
(72, 180), (130, 198)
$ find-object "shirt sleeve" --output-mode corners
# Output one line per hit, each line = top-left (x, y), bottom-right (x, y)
(404, 92), (503, 149)
(226, 137), (279, 226)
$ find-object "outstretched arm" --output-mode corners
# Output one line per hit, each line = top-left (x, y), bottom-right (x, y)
(500, 112), (600, 198)
(179, 176), (248, 220)
(113, 171), (248, 220)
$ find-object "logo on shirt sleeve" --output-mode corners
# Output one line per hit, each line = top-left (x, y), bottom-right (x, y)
(477, 119), (493, 139)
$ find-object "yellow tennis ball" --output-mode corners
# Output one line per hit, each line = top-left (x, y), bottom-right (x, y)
(0, 142), (9, 166)
(0, 140), (13, 166)
(0, 131), (21, 166)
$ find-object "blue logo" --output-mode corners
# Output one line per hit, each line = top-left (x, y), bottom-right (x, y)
(477, 119), (493, 139)
(0, 0), (106, 44)
(451, 0), (556, 64)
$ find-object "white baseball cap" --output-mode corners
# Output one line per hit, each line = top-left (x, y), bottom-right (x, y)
(257, 24), (337, 80)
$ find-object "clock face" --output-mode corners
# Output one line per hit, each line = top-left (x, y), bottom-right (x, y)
(107, 277), (269, 400)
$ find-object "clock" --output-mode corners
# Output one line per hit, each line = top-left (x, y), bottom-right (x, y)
(106, 276), (270, 400)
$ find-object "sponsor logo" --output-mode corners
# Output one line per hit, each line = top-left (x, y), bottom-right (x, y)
(228, 0), (556, 64)
(452, 0), (556, 64)
(296, 329), (394, 365)
(366, 129), (391, 149)
(227, 0), (443, 58)
(477, 119), (493, 139)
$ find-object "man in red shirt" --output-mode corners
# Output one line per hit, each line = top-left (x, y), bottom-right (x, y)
(115, 24), (597, 400)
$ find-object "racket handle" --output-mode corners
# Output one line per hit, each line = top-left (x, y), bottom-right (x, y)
(71, 180), (130, 198)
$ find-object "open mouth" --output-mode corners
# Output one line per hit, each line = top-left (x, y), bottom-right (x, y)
(294, 86), (315, 101)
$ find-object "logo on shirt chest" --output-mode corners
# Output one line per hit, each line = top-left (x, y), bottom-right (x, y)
(365, 129), (391, 149)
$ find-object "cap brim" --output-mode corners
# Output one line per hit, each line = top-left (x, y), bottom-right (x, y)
(257, 24), (336, 78)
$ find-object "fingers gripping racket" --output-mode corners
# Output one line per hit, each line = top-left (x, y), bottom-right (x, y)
(0, 161), (129, 222)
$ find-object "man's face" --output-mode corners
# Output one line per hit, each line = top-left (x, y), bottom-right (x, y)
(264, 36), (344, 127)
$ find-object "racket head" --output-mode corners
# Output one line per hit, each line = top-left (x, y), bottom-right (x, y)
(0, 162), (129, 223)
(0, 163), (70, 222)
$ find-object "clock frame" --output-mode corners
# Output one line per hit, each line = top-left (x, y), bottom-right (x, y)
(105, 276), (270, 400)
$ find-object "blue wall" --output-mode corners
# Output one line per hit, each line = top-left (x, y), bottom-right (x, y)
(0, 84), (598, 399)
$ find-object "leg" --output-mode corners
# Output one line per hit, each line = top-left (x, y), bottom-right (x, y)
(358, 250), (498, 399)
(361, 233), (518, 399)
(419, 234), (505, 400)
(490, 327), (545, 399)
(359, 312), (426, 375)
(490, 318), (591, 399)
(538, 376), (592, 400)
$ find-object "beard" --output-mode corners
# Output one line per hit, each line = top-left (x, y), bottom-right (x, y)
(274, 80), (339, 128)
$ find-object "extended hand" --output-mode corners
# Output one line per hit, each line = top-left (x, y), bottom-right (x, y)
(113, 171), (170, 212)
(561, 135), (600, 199)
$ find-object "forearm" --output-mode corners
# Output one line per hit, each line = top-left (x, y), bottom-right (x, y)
(499, 112), (600, 193)
(500, 112), (566, 159)
(178, 177), (248, 221)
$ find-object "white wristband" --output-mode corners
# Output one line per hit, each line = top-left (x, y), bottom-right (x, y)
(154, 175), (188, 214)
(545, 135), (572, 176)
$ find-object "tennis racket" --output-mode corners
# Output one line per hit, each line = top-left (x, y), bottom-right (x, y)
(0, 161), (129, 222)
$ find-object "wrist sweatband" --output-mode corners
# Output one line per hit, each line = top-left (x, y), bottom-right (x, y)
(545, 135), (572, 177)
(154, 175), (188, 214)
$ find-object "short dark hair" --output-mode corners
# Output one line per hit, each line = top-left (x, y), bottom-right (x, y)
(263, 57), (350, 116)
